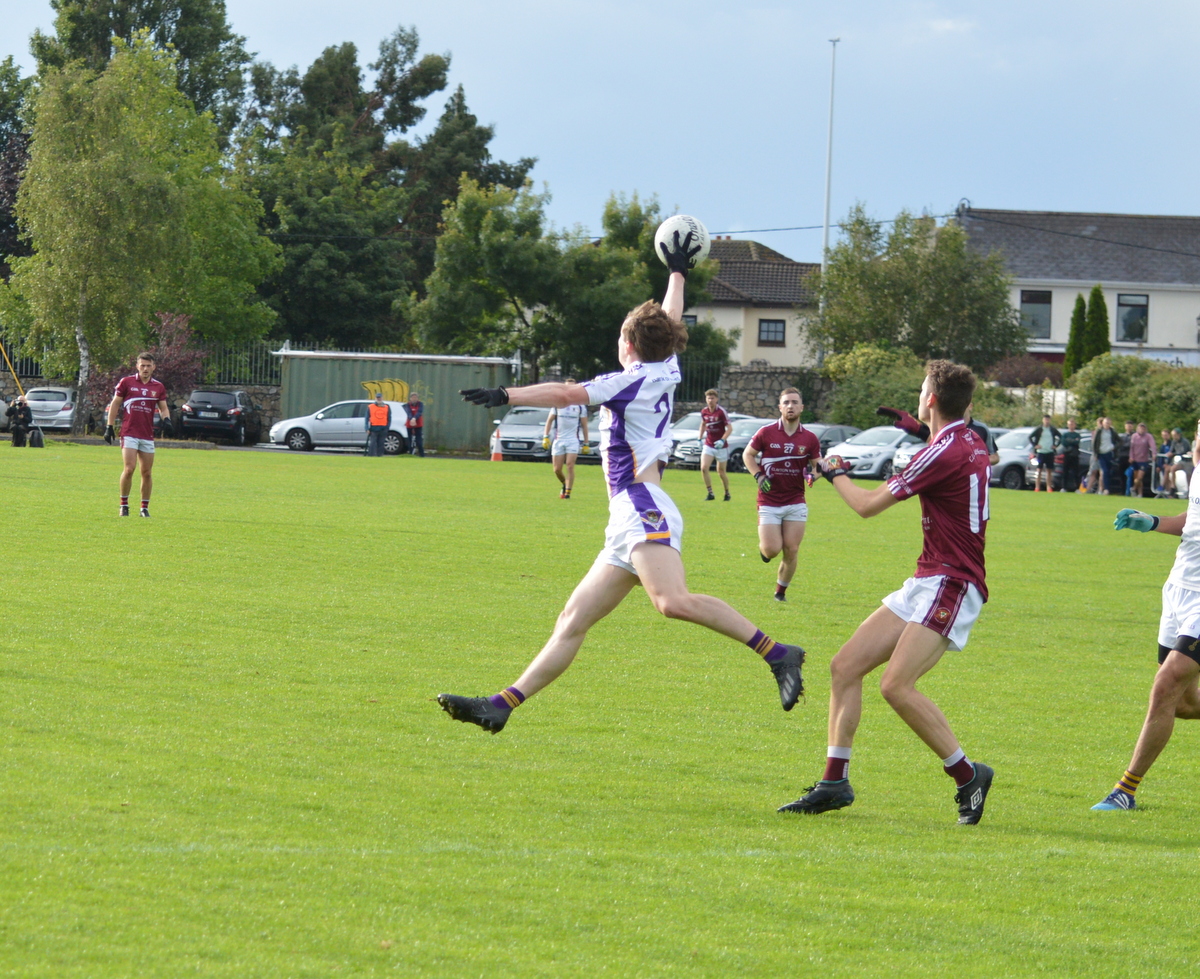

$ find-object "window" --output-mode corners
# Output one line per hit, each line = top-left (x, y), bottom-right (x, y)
(1117, 294), (1149, 342)
(319, 403), (359, 419)
(682, 315), (697, 327)
(1019, 290), (1052, 339)
(758, 319), (785, 346)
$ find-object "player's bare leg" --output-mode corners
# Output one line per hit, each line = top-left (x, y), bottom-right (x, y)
(119, 446), (139, 498)
(138, 450), (155, 504)
(701, 454), (715, 498)
(717, 460), (730, 499)
(878, 623), (956, 757)
(552, 455), (567, 488)
(562, 453), (577, 496)
(827, 605), (907, 747)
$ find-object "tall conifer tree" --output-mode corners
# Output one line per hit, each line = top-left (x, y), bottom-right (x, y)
(1063, 293), (1087, 379)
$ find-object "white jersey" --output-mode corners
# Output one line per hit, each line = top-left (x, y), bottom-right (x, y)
(550, 403), (585, 440)
(583, 355), (680, 496)
(1168, 467), (1200, 592)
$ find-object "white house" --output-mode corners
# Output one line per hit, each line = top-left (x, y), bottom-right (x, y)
(960, 206), (1200, 367)
(685, 238), (819, 367)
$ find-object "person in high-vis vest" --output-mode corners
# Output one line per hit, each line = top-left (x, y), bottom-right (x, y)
(366, 392), (391, 456)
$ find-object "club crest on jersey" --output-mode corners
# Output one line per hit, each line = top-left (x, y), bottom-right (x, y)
(933, 606), (951, 624)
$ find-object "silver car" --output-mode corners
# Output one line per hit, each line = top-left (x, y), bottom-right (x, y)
(892, 425), (1010, 476)
(24, 387), (77, 431)
(269, 400), (409, 453)
(826, 426), (925, 479)
(495, 406), (600, 461)
(675, 417), (777, 471)
(992, 427), (1036, 490)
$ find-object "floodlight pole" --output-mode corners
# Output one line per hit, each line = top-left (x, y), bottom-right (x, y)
(820, 38), (840, 295)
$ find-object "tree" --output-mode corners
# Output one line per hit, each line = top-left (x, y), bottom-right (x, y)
(1063, 293), (1087, 379)
(808, 204), (1027, 371)
(0, 56), (33, 282)
(85, 312), (204, 412)
(821, 345), (927, 431)
(30, 0), (251, 143)
(1083, 284), (1111, 365)
(0, 34), (278, 430)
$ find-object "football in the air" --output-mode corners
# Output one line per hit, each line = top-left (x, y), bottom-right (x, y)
(654, 214), (711, 268)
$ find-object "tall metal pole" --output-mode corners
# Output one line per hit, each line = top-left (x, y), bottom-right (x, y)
(820, 38), (840, 287)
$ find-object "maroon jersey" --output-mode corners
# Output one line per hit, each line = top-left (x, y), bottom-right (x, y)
(886, 420), (990, 600)
(700, 406), (730, 447)
(748, 421), (822, 506)
(114, 375), (167, 440)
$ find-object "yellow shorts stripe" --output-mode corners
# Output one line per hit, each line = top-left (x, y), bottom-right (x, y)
(645, 531), (671, 540)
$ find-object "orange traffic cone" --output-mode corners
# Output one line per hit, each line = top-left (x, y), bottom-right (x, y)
(490, 427), (503, 461)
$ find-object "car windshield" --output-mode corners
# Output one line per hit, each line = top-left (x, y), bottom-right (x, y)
(995, 429), (1034, 449)
(673, 412), (703, 432)
(845, 426), (901, 446)
(502, 407), (551, 426)
(188, 391), (235, 406)
(26, 390), (68, 402)
(730, 419), (777, 437)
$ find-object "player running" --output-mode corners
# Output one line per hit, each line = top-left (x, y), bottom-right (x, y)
(743, 388), (820, 603)
(1093, 424), (1200, 812)
(699, 389), (732, 501)
(439, 232), (805, 734)
(104, 352), (173, 517)
(542, 381), (590, 499)
(779, 360), (995, 825)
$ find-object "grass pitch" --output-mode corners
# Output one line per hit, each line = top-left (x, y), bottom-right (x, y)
(1, 443), (1197, 977)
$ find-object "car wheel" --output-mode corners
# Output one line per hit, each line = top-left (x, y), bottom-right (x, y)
(382, 431), (403, 455)
(1001, 465), (1024, 490)
(232, 424), (246, 446)
(286, 428), (312, 451)
(880, 460), (894, 479)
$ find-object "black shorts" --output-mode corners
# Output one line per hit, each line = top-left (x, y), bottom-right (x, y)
(1131, 461), (1151, 473)
(1037, 453), (1055, 468)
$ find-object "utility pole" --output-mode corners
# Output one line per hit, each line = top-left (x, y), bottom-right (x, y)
(820, 38), (840, 292)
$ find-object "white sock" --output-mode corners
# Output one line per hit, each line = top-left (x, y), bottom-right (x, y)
(941, 747), (965, 768)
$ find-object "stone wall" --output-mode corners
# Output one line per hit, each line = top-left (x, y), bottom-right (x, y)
(715, 361), (834, 418)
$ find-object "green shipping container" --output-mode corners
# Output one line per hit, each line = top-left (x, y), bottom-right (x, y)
(278, 351), (516, 453)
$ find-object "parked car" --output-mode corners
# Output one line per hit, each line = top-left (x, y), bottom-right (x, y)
(269, 400), (408, 453)
(825, 426), (925, 479)
(180, 389), (263, 445)
(991, 427), (1036, 490)
(892, 425), (1011, 476)
(668, 410), (753, 455)
(23, 386), (76, 431)
(494, 406), (600, 461)
(1025, 432), (1094, 491)
(673, 417), (776, 470)
(804, 422), (863, 455)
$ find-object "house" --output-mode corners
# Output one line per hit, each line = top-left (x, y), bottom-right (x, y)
(685, 238), (819, 367)
(959, 206), (1200, 366)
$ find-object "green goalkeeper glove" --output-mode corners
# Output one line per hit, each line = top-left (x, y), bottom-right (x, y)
(1114, 508), (1159, 533)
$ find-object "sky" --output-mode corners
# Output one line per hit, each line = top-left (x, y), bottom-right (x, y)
(4, 0), (1200, 263)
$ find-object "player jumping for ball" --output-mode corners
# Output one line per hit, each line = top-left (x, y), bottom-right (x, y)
(780, 360), (995, 825)
(743, 388), (820, 603)
(542, 381), (590, 499)
(699, 389), (732, 501)
(438, 232), (805, 733)
(104, 352), (173, 517)
(1092, 421), (1200, 812)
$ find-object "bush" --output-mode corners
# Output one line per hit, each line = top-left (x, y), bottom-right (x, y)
(986, 355), (1062, 388)
(821, 345), (925, 430)
(1069, 353), (1200, 432)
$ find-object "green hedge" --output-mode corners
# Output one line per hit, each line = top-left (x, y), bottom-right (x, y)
(1069, 353), (1200, 433)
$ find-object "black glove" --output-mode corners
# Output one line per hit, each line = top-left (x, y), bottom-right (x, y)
(659, 230), (702, 278)
(754, 470), (772, 493)
(821, 455), (855, 482)
(460, 387), (509, 408)
(104, 424), (116, 445)
(161, 416), (174, 436)
(876, 405), (928, 440)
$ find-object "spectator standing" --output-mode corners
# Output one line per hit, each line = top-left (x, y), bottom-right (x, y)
(1061, 419), (1083, 493)
(1164, 427), (1194, 498)
(1129, 422), (1156, 497)
(365, 392), (391, 456)
(1157, 429), (1173, 496)
(406, 391), (425, 456)
(1117, 421), (1135, 495)
(1092, 417), (1117, 494)
(1029, 414), (1061, 492)
(6, 395), (32, 447)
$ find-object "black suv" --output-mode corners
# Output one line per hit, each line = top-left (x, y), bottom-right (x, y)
(180, 390), (263, 445)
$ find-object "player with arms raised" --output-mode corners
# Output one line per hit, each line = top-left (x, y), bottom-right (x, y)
(542, 382), (589, 499)
(1093, 420), (1200, 811)
(743, 388), (821, 602)
(699, 389), (732, 501)
(104, 352), (173, 517)
(780, 360), (995, 825)
(438, 230), (806, 733)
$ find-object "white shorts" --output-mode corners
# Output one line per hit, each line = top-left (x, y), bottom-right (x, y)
(599, 482), (683, 574)
(881, 574), (984, 652)
(552, 438), (581, 456)
(1157, 580), (1200, 648)
(758, 502), (809, 525)
(701, 445), (729, 463)
(121, 437), (155, 453)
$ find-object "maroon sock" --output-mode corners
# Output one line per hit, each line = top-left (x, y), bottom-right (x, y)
(120, 496), (128, 506)
(488, 686), (525, 711)
(945, 756), (975, 787)
(775, 582), (788, 598)
(141, 500), (149, 509)
(823, 755), (850, 782)
(747, 629), (787, 663)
